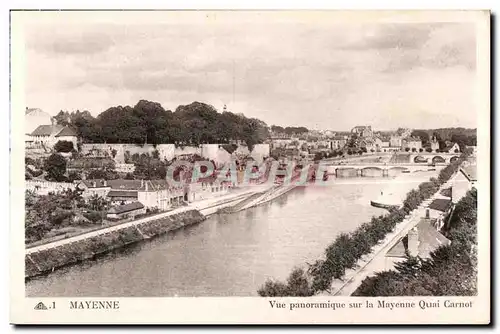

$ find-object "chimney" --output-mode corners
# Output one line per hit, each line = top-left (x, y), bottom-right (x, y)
(145, 181), (149, 192)
(103, 180), (107, 187)
(141, 179), (144, 188)
(407, 227), (419, 257)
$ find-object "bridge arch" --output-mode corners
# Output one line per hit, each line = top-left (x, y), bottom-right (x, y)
(432, 156), (446, 164)
(386, 166), (408, 177)
(414, 155), (428, 163)
(335, 167), (358, 178)
(361, 167), (383, 177)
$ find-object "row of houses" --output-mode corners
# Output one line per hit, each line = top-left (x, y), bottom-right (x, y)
(76, 176), (233, 219)
(352, 126), (461, 153)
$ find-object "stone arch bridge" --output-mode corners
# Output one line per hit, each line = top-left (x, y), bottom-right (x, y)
(325, 164), (439, 178)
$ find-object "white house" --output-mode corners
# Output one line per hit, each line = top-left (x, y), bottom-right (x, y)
(443, 142), (461, 154)
(30, 124), (78, 149)
(25, 107), (52, 144)
(451, 164), (477, 203)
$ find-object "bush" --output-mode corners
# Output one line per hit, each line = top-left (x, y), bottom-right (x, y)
(44, 153), (67, 182)
(25, 157), (36, 166)
(426, 147), (432, 153)
(54, 140), (74, 153)
(411, 148), (417, 152)
(419, 148), (424, 152)
(405, 147), (411, 152)
(83, 211), (103, 223)
(258, 268), (313, 297)
(67, 171), (82, 182)
(51, 208), (75, 226)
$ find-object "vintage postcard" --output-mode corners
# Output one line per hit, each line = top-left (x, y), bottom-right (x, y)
(10, 10), (490, 324)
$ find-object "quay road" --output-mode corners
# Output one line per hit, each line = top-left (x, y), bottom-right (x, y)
(326, 178), (456, 296)
(26, 206), (193, 255)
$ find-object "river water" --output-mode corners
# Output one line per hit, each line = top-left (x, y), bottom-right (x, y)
(26, 171), (439, 297)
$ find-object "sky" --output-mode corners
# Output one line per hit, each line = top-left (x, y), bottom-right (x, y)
(23, 12), (478, 131)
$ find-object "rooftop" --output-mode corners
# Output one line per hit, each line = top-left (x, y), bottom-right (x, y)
(31, 124), (63, 136)
(461, 165), (477, 182)
(107, 201), (144, 214)
(55, 126), (78, 137)
(386, 219), (450, 258)
(428, 198), (452, 212)
(107, 190), (138, 198)
(80, 179), (108, 188)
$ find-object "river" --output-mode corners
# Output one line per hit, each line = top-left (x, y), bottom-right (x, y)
(26, 170), (440, 297)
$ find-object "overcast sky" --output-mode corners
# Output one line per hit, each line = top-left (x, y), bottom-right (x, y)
(24, 12), (477, 131)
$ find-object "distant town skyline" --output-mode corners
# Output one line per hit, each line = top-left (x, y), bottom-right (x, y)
(24, 12), (477, 130)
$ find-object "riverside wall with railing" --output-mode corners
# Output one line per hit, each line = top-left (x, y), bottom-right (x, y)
(25, 208), (205, 279)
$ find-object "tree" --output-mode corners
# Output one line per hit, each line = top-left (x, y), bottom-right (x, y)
(44, 153), (67, 181)
(87, 169), (107, 180)
(411, 148), (417, 152)
(67, 171), (82, 182)
(87, 194), (108, 211)
(53, 140), (74, 153)
(454, 149), (459, 153)
(405, 147), (410, 152)
(313, 152), (323, 161)
(425, 147), (432, 153)
(411, 130), (430, 145)
(450, 133), (469, 152)
(419, 148), (424, 152)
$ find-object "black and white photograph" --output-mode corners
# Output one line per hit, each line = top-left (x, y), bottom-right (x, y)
(10, 9), (490, 324)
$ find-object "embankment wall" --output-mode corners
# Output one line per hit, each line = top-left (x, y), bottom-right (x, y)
(25, 209), (205, 279)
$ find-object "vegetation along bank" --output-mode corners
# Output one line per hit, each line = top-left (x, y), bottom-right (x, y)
(257, 151), (470, 297)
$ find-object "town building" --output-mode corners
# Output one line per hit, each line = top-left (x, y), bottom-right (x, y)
(359, 138), (376, 152)
(429, 136), (440, 152)
(402, 136), (423, 152)
(106, 201), (146, 220)
(29, 124), (78, 149)
(451, 164), (477, 203)
(185, 178), (231, 202)
(331, 136), (347, 150)
(389, 135), (403, 148)
(76, 179), (185, 209)
(427, 198), (453, 230)
(384, 218), (450, 270)
(25, 107), (52, 143)
(351, 125), (373, 138)
(443, 142), (461, 154)
(76, 179), (110, 198)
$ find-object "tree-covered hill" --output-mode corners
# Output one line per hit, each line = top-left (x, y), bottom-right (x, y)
(54, 100), (270, 149)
